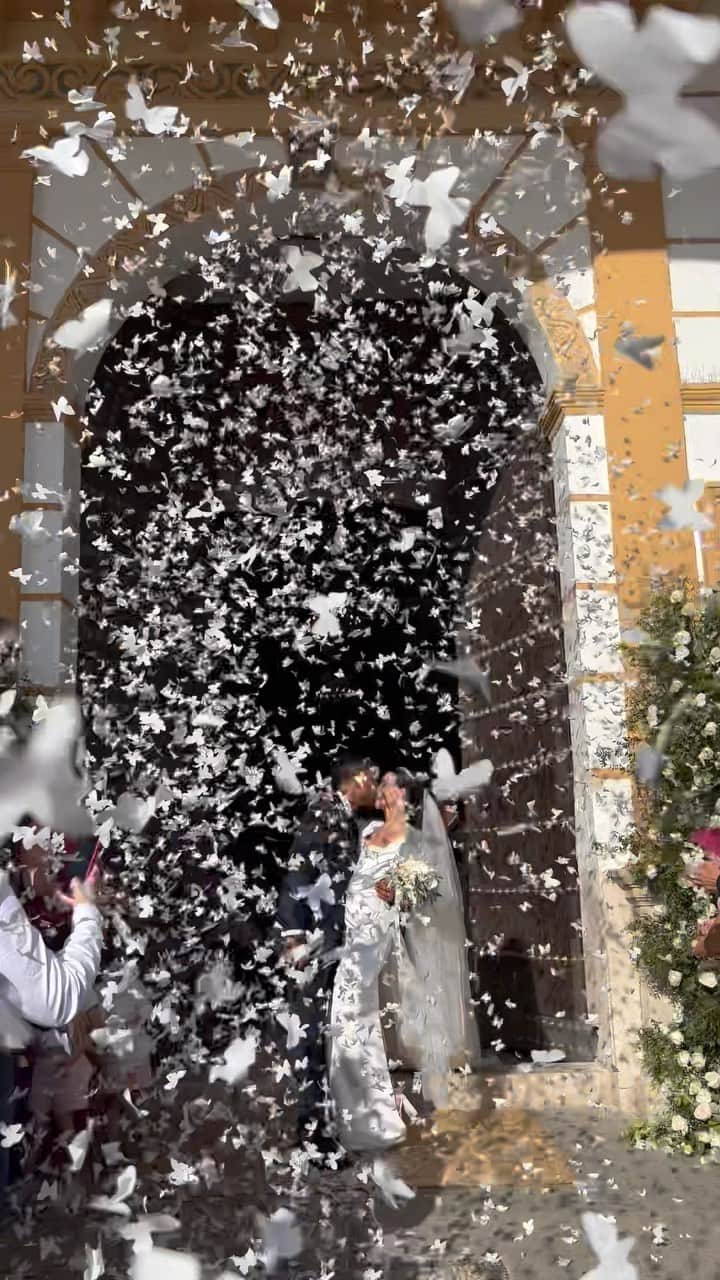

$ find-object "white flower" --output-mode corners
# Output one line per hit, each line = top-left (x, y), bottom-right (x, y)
(671, 590), (684, 603)
(696, 693), (708, 708)
(673, 630), (691, 645)
(705, 1071), (720, 1088)
(682, 602), (697, 617)
(668, 970), (683, 988)
(709, 647), (720, 665)
(710, 1131), (720, 1147)
(697, 1130), (711, 1143)
(691, 1051), (706, 1069)
(674, 646), (690, 662)
(647, 704), (659, 728)
(677, 1050), (690, 1066)
(699, 971), (718, 988)
(671, 1114), (689, 1133)
(670, 678), (684, 694)
(646, 864), (658, 880)
(670, 1029), (684, 1045)
(704, 722), (718, 737)
(695, 1102), (713, 1121)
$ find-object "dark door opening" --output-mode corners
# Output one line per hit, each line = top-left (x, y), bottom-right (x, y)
(79, 255), (585, 1057)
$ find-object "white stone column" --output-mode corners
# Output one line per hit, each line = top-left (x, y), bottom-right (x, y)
(18, 419), (80, 691)
(551, 409), (642, 1102)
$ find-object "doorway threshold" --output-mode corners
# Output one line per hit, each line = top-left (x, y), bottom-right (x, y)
(447, 1060), (627, 1113)
(392, 1059), (629, 1112)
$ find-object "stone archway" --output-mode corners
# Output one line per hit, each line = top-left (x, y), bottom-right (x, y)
(26, 131), (601, 403)
(76, 241), (592, 1065)
(16, 132), (649, 1103)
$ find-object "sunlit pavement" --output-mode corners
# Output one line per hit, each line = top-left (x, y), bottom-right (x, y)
(376, 1106), (714, 1280)
(3, 1102), (717, 1280)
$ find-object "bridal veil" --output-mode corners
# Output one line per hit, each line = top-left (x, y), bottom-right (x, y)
(395, 791), (481, 1106)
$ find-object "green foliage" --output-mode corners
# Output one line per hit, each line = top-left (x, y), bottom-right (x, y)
(624, 584), (720, 1156)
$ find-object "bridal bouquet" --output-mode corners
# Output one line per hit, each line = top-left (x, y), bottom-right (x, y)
(388, 855), (441, 913)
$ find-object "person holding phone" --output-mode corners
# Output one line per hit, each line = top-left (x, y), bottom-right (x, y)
(2, 821), (104, 1194)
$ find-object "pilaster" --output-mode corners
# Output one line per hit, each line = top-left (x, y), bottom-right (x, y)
(587, 173), (698, 617)
(581, 172), (700, 1110)
(0, 150), (33, 629)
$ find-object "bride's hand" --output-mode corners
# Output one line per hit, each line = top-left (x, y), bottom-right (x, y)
(380, 777), (406, 819)
(375, 879), (395, 906)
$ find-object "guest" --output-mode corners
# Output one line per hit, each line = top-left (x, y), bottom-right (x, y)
(0, 839), (102, 1215)
(9, 826), (105, 1169)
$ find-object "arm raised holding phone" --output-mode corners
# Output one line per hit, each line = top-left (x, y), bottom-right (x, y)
(0, 819), (104, 1042)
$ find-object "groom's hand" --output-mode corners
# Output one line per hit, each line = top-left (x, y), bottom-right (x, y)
(375, 879), (395, 906)
(282, 936), (310, 970)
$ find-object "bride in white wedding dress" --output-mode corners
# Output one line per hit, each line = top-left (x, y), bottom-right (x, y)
(328, 771), (480, 1153)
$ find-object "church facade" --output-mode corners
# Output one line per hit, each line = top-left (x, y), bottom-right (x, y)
(0, 0), (718, 1114)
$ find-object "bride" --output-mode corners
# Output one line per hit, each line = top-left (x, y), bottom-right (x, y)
(328, 770), (480, 1153)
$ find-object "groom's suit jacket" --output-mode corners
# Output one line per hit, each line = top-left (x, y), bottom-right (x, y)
(277, 790), (359, 967)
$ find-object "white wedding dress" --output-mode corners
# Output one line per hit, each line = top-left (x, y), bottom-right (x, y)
(327, 821), (407, 1152)
(328, 795), (480, 1153)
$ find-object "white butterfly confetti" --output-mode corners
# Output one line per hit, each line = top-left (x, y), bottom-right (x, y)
(272, 746), (304, 795)
(283, 246), (323, 293)
(262, 164), (293, 201)
(83, 1242), (105, 1280)
(68, 85), (105, 111)
(432, 657), (491, 703)
(238, 0), (279, 29)
(261, 1208), (303, 1270)
(566, 1), (720, 180)
(614, 325), (665, 370)
(0, 1122), (24, 1148)
(51, 395), (75, 421)
(657, 479), (713, 533)
(125, 79), (180, 136)
(90, 1163), (137, 1216)
(305, 592), (348, 637)
(276, 1009), (305, 1049)
(371, 1158), (415, 1208)
(208, 1035), (257, 1085)
(22, 134), (90, 177)
(432, 746), (494, 802)
(580, 1212), (638, 1280)
(132, 1249), (199, 1280)
(0, 263), (20, 330)
(385, 162), (470, 252)
(0, 698), (93, 839)
(444, 0), (519, 43)
(293, 871), (336, 919)
(52, 298), (113, 353)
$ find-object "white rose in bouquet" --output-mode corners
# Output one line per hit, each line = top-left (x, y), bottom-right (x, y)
(387, 855), (441, 915)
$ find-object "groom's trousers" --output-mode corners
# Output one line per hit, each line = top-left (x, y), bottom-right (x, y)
(286, 958), (339, 1138)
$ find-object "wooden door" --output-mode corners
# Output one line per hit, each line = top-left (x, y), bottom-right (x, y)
(456, 432), (595, 1060)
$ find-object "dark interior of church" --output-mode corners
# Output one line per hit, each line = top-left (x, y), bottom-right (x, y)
(78, 260), (590, 1058)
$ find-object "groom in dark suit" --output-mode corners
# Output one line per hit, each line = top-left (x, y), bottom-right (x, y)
(277, 756), (385, 1160)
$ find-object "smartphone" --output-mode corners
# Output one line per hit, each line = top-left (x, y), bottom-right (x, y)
(57, 836), (102, 889)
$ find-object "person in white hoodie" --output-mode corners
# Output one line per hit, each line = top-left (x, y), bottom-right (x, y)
(0, 869), (102, 1213)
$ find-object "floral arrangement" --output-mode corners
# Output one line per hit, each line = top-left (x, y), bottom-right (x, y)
(388, 855), (441, 914)
(622, 583), (720, 1156)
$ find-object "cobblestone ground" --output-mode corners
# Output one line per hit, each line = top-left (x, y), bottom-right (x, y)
(3, 1071), (719, 1280)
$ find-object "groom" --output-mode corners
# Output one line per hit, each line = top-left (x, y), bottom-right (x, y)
(277, 755), (387, 1158)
